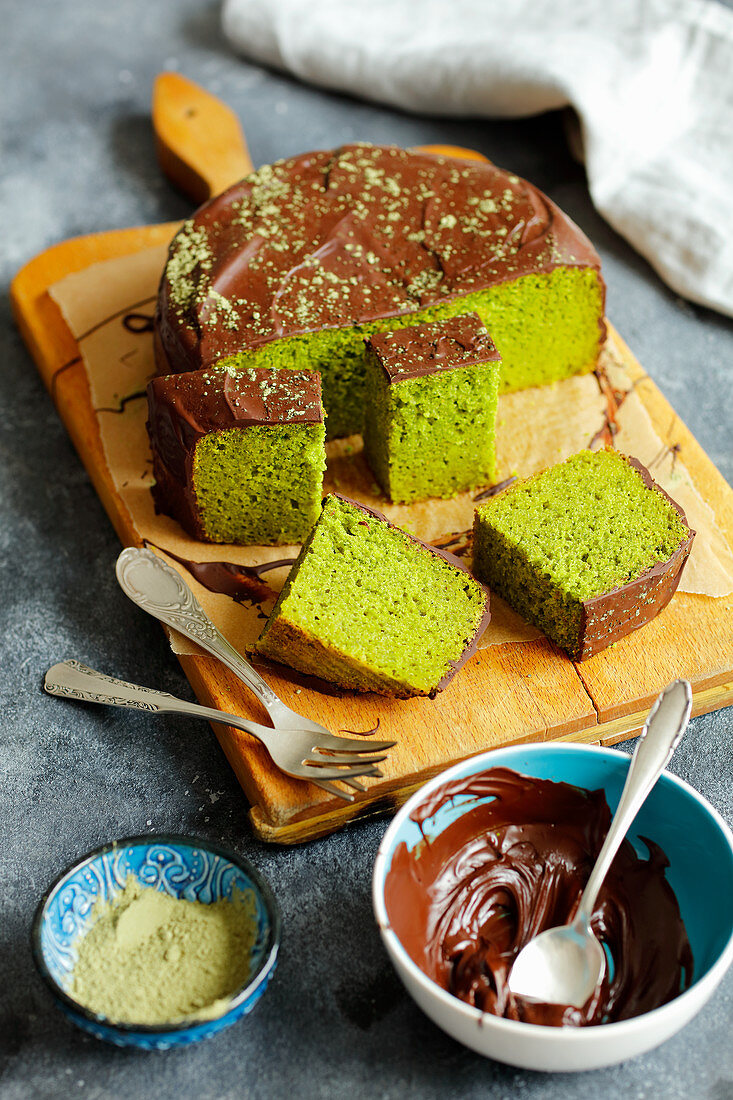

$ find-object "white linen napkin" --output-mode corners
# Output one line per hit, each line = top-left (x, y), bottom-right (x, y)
(222, 0), (733, 318)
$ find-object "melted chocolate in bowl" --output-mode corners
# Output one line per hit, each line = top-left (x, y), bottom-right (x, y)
(384, 767), (693, 1027)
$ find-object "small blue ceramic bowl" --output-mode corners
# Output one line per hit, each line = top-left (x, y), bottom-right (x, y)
(32, 834), (281, 1050)
(373, 743), (733, 1071)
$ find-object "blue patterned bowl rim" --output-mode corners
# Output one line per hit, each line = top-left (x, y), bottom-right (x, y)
(31, 833), (281, 1035)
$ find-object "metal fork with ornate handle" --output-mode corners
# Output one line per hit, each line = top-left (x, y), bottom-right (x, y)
(44, 661), (390, 795)
(115, 548), (396, 801)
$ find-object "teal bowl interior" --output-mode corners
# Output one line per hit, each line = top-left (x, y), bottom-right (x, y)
(32, 834), (281, 1050)
(385, 743), (733, 992)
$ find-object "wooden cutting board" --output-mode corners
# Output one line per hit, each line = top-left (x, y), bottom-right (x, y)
(12, 75), (733, 843)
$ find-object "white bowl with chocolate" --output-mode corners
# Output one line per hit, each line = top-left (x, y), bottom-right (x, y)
(372, 743), (733, 1072)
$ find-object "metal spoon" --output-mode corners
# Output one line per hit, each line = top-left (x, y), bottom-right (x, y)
(507, 678), (692, 1009)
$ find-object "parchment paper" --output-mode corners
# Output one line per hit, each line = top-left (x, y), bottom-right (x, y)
(49, 244), (733, 659)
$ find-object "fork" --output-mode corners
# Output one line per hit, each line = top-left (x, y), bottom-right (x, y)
(44, 661), (390, 795)
(115, 548), (396, 801)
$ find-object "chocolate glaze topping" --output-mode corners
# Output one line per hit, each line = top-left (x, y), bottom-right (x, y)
(146, 367), (323, 540)
(155, 143), (605, 375)
(366, 313), (500, 383)
(385, 767), (692, 1027)
(148, 366), (323, 435)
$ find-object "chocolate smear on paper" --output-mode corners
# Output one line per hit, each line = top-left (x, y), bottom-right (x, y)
(473, 476), (518, 502)
(144, 542), (282, 607)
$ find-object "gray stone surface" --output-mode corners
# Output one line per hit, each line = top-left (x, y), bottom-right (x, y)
(1, 2), (732, 1097)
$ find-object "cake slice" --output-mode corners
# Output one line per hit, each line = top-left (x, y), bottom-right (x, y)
(472, 450), (694, 661)
(253, 495), (491, 697)
(363, 314), (501, 503)
(146, 366), (326, 545)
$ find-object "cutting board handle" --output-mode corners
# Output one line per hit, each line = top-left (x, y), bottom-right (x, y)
(152, 72), (492, 207)
(153, 72), (254, 204)
(417, 144), (491, 164)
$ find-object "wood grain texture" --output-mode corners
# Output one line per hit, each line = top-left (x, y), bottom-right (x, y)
(417, 144), (491, 164)
(153, 73), (253, 202)
(11, 78), (733, 842)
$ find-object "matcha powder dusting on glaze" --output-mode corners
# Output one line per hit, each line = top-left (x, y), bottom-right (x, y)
(68, 877), (258, 1025)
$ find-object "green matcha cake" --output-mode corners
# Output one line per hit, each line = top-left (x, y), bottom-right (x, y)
(253, 494), (491, 697)
(155, 143), (606, 438)
(472, 449), (694, 660)
(146, 366), (326, 545)
(363, 313), (500, 503)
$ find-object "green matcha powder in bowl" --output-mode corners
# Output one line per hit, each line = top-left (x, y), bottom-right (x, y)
(32, 835), (281, 1050)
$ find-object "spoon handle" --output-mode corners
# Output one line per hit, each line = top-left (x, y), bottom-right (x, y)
(576, 679), (692, 925)
(116, 548), (280, 707)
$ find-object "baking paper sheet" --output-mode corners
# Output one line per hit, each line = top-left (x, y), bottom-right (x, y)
(50, 243), (733, 660)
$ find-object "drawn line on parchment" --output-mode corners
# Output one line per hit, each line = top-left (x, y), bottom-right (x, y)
(50, 355), (82, 401)
(95, 390), (147, 415)
(72, 295), (157, 344)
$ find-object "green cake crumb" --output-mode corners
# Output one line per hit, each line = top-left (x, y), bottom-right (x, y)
(193, 423), (326, 544)
(472, 449), (690, 659)
(216, 266), (604, 439)
(363, 314), (501, 503)
(254, 495), (490, 697)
